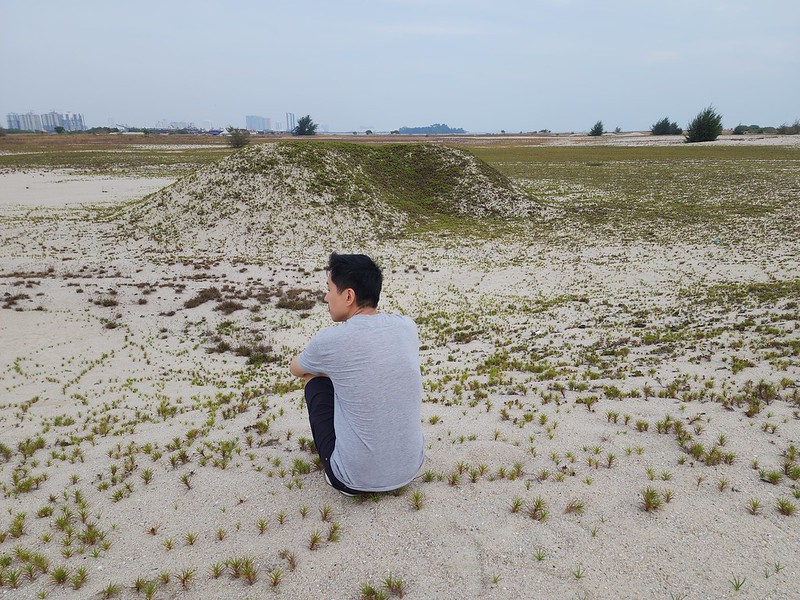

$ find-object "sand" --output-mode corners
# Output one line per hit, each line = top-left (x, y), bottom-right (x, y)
(0, 170), (175, 208)
(1, 135), (799, 599)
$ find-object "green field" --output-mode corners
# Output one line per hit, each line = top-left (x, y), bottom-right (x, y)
(469, 144), (800, 243)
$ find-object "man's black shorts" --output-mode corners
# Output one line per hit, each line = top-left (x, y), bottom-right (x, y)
(304, 376), (363, 495)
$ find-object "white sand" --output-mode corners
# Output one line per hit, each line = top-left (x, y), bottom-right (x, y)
(0, 170), (174, 208)
(1, 142), (799, 599)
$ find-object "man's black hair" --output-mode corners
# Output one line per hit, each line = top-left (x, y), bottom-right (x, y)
(327, 253), (382, 308)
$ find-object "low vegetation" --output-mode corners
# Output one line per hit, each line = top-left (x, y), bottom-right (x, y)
(0, 133), (797, 597)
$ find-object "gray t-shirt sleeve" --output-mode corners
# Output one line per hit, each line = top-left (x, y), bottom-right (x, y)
(297, 331), (330, 375)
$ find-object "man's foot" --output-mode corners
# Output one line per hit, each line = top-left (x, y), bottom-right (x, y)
(324, 471), (358, 497)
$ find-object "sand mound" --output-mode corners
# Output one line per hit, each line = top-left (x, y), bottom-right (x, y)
(117, 142), (535, 259)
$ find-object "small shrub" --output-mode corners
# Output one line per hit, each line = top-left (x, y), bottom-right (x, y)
(651, 117), (682, 135)
(685, 105), (723, 143)
(184, 287), (221, 308)
(776, 120), (800, 135)
(589, 121), (604, 137)
(276, 288), (317, 310)
(226, 126), (250, 148)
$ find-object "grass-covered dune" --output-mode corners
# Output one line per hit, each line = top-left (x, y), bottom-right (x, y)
(117, 142), (536, 259)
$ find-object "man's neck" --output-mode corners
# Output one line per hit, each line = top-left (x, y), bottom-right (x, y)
(346, 306), (379, 320)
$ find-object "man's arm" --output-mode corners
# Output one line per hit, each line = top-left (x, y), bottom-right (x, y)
(289, 355), (310, 377)
(290, 354), (326, 383)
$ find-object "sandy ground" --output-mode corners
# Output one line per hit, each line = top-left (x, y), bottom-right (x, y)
(1, 138), (799, 599)
(0, 171), (174, 208)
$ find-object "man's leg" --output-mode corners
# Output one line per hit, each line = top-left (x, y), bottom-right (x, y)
(304, 376), (362, 495)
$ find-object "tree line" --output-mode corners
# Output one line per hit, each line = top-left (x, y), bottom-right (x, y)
(589, 106), (799, 142)
(589, 106), (724, 142)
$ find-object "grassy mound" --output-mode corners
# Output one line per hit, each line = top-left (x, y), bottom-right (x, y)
(118, 142), (535, 259)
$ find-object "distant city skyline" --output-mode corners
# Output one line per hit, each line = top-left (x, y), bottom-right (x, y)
(1, 1), (798, 133)
(6, 111), (86, 132)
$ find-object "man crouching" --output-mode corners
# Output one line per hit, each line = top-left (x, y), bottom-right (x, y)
(290, 252), (425, 496)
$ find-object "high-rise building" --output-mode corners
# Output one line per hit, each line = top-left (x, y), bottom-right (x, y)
(6, 113), (21, 130)
(6, 110), (86, 132)
(42, 112), (61, 131)
(62, 112), (86, 131)
(14, 112), (43, 131)
(285, 112), (296, 132)
(246, 115), (268, 131)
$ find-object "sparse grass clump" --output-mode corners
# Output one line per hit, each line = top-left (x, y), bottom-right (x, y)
(527, 497), (548, 522)
(777, 498), (796, 516)
(642, 487), (663, 512)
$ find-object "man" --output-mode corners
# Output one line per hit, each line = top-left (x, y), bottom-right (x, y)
(290, 253), (424, 495)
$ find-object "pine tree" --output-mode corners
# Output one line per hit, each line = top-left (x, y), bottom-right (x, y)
(685, 106), (723, 143)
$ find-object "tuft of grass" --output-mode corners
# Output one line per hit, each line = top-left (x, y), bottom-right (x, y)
(730, 575), (746, 591)
(564, 499), (585, 516)
(179, 567), (195, 590)
(70, 566), (88, 590)
(279, 548), (298, 571)
(308, 529), (323, 550)
(642, 486), (663, 512)
(383, 573), (407, 597)
(747, 498), (762, 515)
(50, 565), (70, 585)
(327, 521), (342, 543)
(101, 582), (121, 599)
(319, 504), (333, 522)
(527, 496), (548, 522)
(209, 562), (225, 579)
(509, 496), (524, 513)
(269, 569), (283, 587)
(242, 558), (257, 585)
(777, 497), (796, 516)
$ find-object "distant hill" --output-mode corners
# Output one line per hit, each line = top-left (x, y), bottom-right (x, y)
(117, 142), (536, 260)
(398, 124), (466, 135)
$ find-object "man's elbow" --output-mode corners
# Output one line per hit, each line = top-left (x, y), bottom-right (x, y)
(289, 356), (306, 378)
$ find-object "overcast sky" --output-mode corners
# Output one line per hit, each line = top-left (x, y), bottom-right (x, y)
(2, 0), (798, 133)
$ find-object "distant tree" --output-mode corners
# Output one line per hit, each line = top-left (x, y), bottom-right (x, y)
(54, 126), (65, 134)
(390, 129), (399, 135)
(685, 106), (723, 143)
(589, 121), (604, 136)
(365, 129), (373, 135)
(776, 120), (800, 135)
(226, 126), (250, 148)
(733, 124), (767, 135)
(614, 126), (622, 133)
(292, 115), (318, 136)
(651, 117), (682, 135)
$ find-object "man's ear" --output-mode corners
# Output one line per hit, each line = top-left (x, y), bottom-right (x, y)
(344, 288), (356, 305)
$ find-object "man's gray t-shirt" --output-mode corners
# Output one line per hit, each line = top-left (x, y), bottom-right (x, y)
(298, 313), (424, 492)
